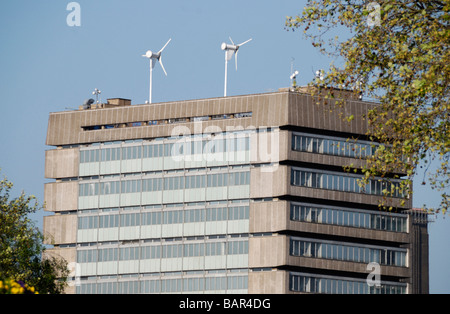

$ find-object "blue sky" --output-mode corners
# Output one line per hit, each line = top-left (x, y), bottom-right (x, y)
(0, 0), (448, 294)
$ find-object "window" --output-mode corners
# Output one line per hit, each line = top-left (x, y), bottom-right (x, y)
(165, 176), (184, 190)
(141, 245), (161, 259)
(141, 211), (161, 225)
(290, 203), (407, 233)
(120, 213), (141, 227)
(289, 237), (406, 267)
(289, 273), (406, 294)
(101, 147), (121, 161)
(185, 175), (205, 189)
(227, 241), (248, 255)
(80, 149), (100, 164)
(78, 216), (98, 229)
(79, 183), (99, 197)
(121, 180), (141, 194)
(290, 168), (403, 198)
(163, 210), (183, 224)
(292, 133), (377, 159)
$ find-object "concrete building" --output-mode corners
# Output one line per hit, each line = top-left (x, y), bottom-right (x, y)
(43, 88), (429, 294)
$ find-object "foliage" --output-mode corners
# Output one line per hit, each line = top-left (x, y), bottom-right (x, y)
(286, 0), (450, 214)
(0, 173), (69, 294)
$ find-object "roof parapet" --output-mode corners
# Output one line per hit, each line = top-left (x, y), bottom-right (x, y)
(78, 98), (132, 110)
(279, 85), (362, 101)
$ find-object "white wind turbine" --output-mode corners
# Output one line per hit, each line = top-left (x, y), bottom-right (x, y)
(221, 37), (252, 97)
(142, 38), (172, 104)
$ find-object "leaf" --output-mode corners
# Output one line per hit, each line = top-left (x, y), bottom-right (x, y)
(412, 79), (426, 90)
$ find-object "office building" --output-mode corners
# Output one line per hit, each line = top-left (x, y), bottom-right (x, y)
(43, 89), (429, 294)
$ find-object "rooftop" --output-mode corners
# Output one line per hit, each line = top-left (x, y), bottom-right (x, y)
(47, 89), (376, 147)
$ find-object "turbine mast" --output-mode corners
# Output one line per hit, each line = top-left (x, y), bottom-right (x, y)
(221, 37), (252, 97)
(142, 38), (172, 104)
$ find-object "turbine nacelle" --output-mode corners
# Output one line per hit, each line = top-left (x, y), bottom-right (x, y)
(221, 43), (238, 52)
(142, 50), (161, 60)
(221, 37), (252, 65)
(142, 38), (171, 75)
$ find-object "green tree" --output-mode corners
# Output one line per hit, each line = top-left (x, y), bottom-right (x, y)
(287, 0), (450, 213)
(0, 173), (69, 294)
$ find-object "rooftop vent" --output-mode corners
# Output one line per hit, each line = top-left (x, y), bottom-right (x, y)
(106, 98), (132, 107)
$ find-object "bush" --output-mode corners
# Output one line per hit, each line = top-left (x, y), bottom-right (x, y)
(0, 278), (38, 294)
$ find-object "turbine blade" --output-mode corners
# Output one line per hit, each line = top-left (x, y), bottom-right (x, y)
(151, 58), (157, 69)
(159, 38), (172, 53)
(225, 49), (234, 62)
(238, 38), (252, 47)
(159, 57), (168, 76)
(235, 51), (238, 71)
(229, 37), (235, 45)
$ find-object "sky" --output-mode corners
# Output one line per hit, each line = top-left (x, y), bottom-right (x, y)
(0, 0), (448, 294)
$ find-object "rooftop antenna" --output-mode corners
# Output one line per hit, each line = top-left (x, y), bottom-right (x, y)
(92, 88), (102, 104)
(142, 38), (171, 104)
(221, 37), (252, 97)
(83, 98), (94, 110)
(290, 58), (298, 89)
(290, 70), (299, 89)
(315, 69), (325, 82)
(353, 78), (363, 99)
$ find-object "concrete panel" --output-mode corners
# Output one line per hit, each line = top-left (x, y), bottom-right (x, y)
(249, 201), (289, 233)
(45, 148), (79, 179)
(249, 235), (287, 268)
(46, 92), (292, 147)
(44, 181), (78, 212)
(248, 270), (288, 294)
(250, 166), (288, 199)
(43, 214), (77, 245)
(250, 130), (287, 165)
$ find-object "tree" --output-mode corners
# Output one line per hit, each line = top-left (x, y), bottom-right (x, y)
(286, 0), (450, 214)
(0, 173), (69, 294)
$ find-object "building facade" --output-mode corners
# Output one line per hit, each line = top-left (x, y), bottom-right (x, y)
(43, 90), (429, 294)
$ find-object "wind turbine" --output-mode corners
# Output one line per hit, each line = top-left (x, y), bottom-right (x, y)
(142, 38), (171, 104)
(221, 37), (252, 97)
